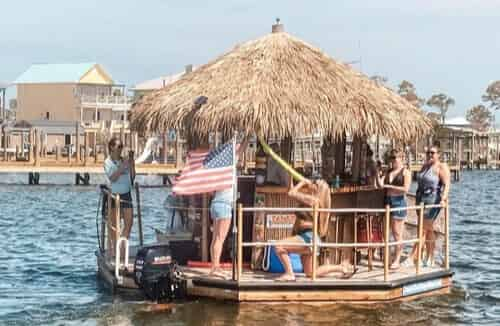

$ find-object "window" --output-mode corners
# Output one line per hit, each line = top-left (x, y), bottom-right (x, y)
(46, 112), (50, 120)
(97, 111), (101, 121)
(64, 134), (71, 146)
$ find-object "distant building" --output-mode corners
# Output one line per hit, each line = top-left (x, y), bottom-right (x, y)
(14, 63), (131, 151)
(0, 82), (7, 122)
(132, 64), (194, 99)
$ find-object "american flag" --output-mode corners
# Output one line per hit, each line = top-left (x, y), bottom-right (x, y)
(172, 141), (237, 195)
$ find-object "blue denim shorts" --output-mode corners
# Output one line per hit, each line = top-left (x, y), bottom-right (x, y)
(385, 195), (407, 220)
(297, 230), (321, 255)
(417, 192), (441, 220)
(210, 201), (232, 220)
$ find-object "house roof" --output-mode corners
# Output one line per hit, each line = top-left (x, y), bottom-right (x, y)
(444, 116), (470, 126)
(133, 67), (197, 91)
(14, 63), (112, 84)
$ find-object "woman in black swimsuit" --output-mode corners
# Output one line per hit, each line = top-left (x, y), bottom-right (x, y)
(382, 149), (411, 269)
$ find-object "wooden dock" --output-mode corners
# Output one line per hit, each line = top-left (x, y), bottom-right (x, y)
(0, 161), (179, 175)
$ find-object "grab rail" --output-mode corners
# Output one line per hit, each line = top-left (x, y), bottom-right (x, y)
(235, 202), (449, 282)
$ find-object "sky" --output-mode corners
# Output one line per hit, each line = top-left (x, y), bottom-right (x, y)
(1, 0), (500, 118)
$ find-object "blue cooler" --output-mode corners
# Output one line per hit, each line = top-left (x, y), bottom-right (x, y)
(262, 246), (303, 273)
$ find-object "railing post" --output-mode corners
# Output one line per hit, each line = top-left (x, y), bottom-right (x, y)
(115, 194), (121, 259)
(237, 203), (243, 281)
(201, 194), (209, 262)
(353, 212), (358, 271)
(135, 183), (143, 246)
(445, 202), (450, 269)
(107, 193), (113, 251)
(384, 204), (390, 282)
(312, 204), (319, 281)
(417, 204), (424, 275)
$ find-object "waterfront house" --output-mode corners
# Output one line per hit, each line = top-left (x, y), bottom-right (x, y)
(14, 63), (130, 153)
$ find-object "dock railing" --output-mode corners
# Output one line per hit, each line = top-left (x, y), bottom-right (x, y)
(236, 202), (449, 282)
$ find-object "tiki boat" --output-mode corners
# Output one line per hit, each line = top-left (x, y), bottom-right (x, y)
(96, 21), (452, 303)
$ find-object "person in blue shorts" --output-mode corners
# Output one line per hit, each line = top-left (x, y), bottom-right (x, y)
(406, 145), (450, 267)
(382, 149), (411, 269)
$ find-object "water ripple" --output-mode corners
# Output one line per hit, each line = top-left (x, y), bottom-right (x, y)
(0, 171), (498, 324)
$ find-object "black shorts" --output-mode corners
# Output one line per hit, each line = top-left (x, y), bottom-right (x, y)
(110, 192), (133, 209)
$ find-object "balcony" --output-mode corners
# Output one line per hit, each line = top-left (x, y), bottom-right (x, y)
(78, 95), (132, 110)
(81, 120), (130, 131)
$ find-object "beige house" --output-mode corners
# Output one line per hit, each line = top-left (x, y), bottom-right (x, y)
(14, 63), (130, 152)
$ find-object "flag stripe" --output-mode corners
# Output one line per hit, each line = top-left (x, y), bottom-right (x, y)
(172, 141), (236, 195)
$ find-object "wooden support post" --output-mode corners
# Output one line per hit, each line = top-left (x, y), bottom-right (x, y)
(115, 194), (121, 257)
(367, 215), (373, 271)
(312, 204), (319, 281)
(417, 204), (424, 275)
(15, 145), (19, 160)
(384, 205), (390, 282)
(176, 132), (183, 169)
(1, 126), (5, 162)
(163, 133), (168, 164)
(34, 129), (40, 166)
(56, 146), (60, 161)
(135, 183), (143, 246)
(75, 122), (80, 163)
(83, 132), (88, 166)
(93, 131), (98, 164)
(107, 194), (113, 251)
(353, 213), (357, 271)
(120, 126), (124, 145)
(237, 203), (243, 281)
(20, 131), (25, 159)
(445, 202), (450, 269)
(201, 194), (209, 262)
(28, 129), (34, 163)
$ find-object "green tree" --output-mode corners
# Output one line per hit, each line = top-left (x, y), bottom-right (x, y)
(397, 80), (425, 107)
(426, 93), (455, 124)
(482, 80), (500, 111)
(466, 105), (492, 131)
(427, 112), (442, 126)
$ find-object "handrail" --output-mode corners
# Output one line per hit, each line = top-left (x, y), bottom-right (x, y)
(235, 202), (450, 282)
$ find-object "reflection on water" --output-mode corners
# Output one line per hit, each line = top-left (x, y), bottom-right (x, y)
(0, 171), (499, 325)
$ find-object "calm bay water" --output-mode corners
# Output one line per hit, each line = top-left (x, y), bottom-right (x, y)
(0, 171), (498, 325)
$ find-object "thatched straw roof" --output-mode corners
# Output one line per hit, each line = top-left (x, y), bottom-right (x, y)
(131, 24), (432, 141)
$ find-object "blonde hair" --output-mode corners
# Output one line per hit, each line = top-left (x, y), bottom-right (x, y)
(315, 180), (331, 237)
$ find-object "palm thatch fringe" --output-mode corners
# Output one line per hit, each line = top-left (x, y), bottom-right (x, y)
(131, 29), (432, 141)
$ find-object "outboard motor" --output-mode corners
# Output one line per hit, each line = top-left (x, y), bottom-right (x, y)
(134, 245), (186, 302)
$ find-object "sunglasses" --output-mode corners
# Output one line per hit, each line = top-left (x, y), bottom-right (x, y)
(426, 151), (437, 155)
(115, 144), (123, 150)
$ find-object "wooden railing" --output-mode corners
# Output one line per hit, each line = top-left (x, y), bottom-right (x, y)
(235, 202), (449, 282)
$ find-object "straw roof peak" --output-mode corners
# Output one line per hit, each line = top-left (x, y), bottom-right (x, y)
(131, 28), (432, 140)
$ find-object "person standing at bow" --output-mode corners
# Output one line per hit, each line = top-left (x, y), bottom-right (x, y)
(104, 137), (135, 256)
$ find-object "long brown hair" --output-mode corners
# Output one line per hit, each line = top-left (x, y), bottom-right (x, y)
(315, 180), (331, 237)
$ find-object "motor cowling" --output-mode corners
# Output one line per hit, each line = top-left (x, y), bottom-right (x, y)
(134, 245), (186, 302)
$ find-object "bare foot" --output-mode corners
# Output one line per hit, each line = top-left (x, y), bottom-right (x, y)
(208, 268), (227, 279)
(390, 261), (401, 270)
(275, 274), (296, 282)
(340, 265), (357, 279)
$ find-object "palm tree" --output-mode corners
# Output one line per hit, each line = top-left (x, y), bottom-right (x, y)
(426, 93), (455, 124)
